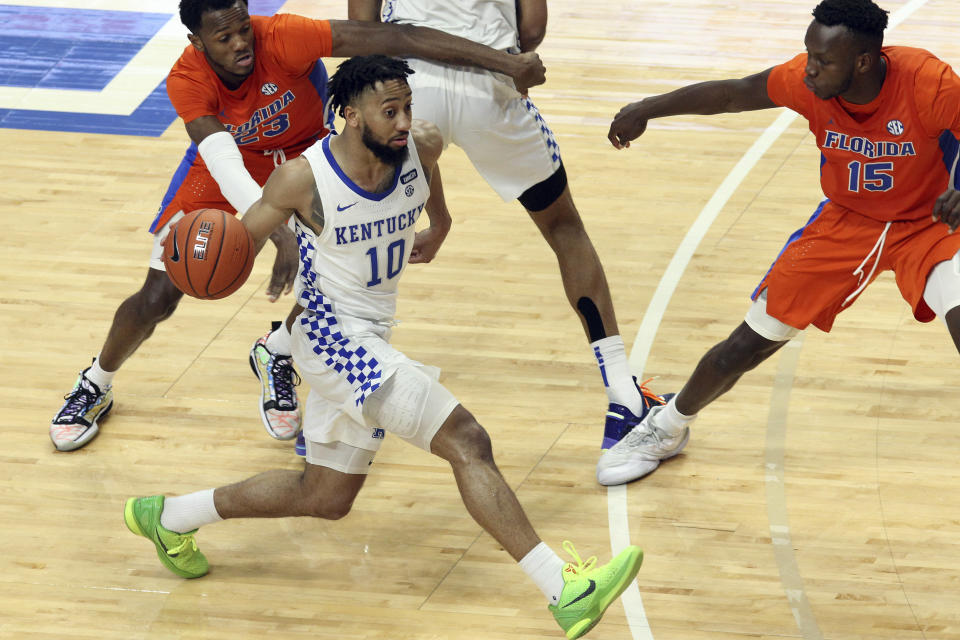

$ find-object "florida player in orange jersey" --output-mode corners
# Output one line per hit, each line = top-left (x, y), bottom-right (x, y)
(596, 0), (960, 485)
(49, 0), (546, 452)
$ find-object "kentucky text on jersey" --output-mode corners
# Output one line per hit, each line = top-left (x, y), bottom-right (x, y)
(823, 130), (917, 159)
(223, 90), (296, 142)
(334, 204), (425, 245)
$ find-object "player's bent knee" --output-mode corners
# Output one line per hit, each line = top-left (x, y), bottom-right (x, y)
(433, 408), (493, 465)
(137, 269), (184, 321)
(304, 494), (355, 520)
(449, 416), (494, 465)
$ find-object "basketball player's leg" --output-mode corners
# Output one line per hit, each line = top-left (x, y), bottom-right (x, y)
(124, 451), (368, 579)
(250, 219), (303, 442)
(50, 216), (185, 451)
(431, 405), (540, 560)
(99, 267), (185, 371)
(921, 253), (960, 352)
(441, 73), (658, 449)
(364, 367), (644, 635)
(596, 294), (793, 485)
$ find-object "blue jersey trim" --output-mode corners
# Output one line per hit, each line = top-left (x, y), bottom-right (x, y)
(321, 135), (400, 201)
(751, 199), (828, 300)
(148, 142), (198, 233)
(939, 130), (960, 189)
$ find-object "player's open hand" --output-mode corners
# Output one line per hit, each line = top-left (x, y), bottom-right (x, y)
(409, 225), (449, 264)
(511, 52), (546, 94)
(608, 101), (650, 149)
(266, 223), (298, 301)
(933, 188), (960, 232)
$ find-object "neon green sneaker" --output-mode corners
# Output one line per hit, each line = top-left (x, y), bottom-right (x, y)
(124, 496), (209, 579)
(548, 541), (643, 639)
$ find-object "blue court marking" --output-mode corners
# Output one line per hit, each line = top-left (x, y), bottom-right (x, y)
(0, 5), (169, 90)
(0, 0), (288, 136)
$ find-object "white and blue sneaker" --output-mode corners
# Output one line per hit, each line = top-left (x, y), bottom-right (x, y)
(249, 324), (301, 441)
(600, 379), (671, 450)
(50, 366), (114, 451)
(596, 404), (689, 486)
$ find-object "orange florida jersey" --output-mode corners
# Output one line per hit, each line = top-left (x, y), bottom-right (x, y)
(167, 14), (333, 157)
(151, 14), (334, 232)
(767, 46), (960, 222)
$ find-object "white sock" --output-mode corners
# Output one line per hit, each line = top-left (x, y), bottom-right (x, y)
(85, 355), (116, 390)
(160, 489), (223, 533)
(519, 542), (567, 604)
(590, 336), (641, 414)
(654, 396), (696, 437)
(265, 322), (292, 356)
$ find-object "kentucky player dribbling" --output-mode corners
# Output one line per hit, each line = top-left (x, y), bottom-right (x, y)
(50, 0), (546, 452)
(124, 55), (642, 640)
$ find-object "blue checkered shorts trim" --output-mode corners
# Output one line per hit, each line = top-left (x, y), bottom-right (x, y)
(524, 98), (561, 167)
(294, 225), (383, 408)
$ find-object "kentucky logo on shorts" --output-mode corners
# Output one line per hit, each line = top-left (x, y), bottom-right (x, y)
(372, 428), (385, 439)
(886, 119), (905, 136)
(261, 82), (279, 96)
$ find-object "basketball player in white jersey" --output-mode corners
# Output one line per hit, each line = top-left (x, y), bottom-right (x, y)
(348, 1), (668, 474)
(123, 56), (642, 639)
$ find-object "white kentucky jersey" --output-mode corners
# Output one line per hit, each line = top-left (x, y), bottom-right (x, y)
(382, 0), (520, 52)
(295, 134), (429, 323)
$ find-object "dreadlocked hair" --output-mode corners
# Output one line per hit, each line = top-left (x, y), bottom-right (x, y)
(813, 0), (888, 48)
(179, 0), (247, 33)
(327, 55), (414, 119)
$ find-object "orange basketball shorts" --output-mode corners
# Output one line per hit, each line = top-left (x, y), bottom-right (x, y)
(148, 143), (281, 234)
(753, 199), (960, 332)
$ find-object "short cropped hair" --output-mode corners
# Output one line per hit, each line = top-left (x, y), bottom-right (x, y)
(812, 0), (889, 50)
(327, 55), (414, 118)
(179, 0), (247, 33)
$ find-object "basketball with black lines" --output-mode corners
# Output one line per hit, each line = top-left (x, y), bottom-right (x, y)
(162, 208), (255, 300)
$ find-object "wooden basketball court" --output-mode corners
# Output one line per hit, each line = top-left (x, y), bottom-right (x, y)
(2, 1), (959, 638)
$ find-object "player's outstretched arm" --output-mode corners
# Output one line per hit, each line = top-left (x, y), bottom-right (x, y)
(516, 0), (548, 52)
(185, 115), (298, 300)
(328, 20), (546, 94)
(608, 69), (777, 149)
(409, 120), (451, 265)
(242, 157), (315, 252)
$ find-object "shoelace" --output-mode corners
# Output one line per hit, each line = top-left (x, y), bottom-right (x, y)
(637, 377), (666, 409)
(270, 356), (301, 409)
(621, 407), (669, 447)
(57, 379), (99, 421)
(561, 540), (597, 576)
(163, 530), (199, 556)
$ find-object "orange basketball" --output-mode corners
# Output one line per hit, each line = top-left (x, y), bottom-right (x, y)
(162, 209), (255, 300)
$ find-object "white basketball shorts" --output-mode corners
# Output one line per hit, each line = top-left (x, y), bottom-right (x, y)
(405, 58), (562, 201)
(291, 312), (459, 472)
(148, 210), (184, 271)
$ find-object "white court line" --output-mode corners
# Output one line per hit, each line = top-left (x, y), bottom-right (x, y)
(609, 1), (930, 637)
(0, 4), (188, 114)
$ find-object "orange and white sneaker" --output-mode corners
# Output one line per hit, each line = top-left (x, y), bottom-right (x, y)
(249, 330), (301, 440)
(50, 367), (113, 451)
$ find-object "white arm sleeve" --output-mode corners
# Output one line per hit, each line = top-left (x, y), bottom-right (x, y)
(197, 130), (263, 215)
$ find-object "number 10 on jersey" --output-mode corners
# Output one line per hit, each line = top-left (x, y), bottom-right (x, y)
(366, 239), (406, 286)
